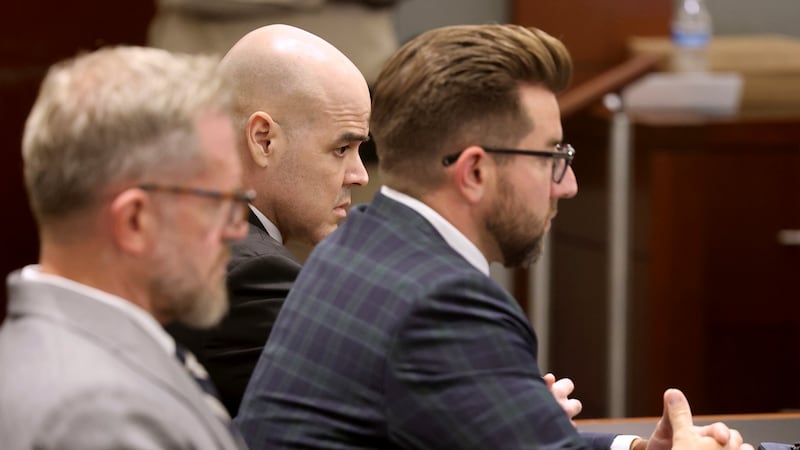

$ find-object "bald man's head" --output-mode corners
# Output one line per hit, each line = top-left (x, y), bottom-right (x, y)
(219, 25), (371, 245)
(220, 25), (367, 145)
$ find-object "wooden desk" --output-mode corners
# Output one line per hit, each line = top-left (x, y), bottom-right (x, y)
(577, 413), (800, 445)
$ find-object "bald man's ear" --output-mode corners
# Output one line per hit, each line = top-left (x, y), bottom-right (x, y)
(246, 111), (275, 168)
(109, 188), (154, 256)
(451, 146), (492, 204)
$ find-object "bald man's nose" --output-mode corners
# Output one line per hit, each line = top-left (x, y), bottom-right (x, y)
(346, 154), (369, 187)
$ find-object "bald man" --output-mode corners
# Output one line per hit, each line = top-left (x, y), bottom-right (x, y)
(166, 24), (371, 416)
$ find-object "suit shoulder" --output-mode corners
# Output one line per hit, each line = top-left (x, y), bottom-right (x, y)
(1, 318), (177, 417)
(31, 386), (188, 449)
(321, 221), (491, 295)
(1, 328), (226, 449)
(229, 229), (300, 267)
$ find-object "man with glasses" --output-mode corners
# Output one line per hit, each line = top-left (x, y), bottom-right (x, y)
(0, 46), (249, 448)
(236, 24), (751, 450)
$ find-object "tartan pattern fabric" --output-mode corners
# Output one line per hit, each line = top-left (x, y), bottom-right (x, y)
(236, 192), (608, 449)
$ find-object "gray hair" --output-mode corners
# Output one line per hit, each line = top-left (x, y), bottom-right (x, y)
(22, 46), (231, 225)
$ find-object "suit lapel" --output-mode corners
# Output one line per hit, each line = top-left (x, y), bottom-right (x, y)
(247, 208), (266, 233)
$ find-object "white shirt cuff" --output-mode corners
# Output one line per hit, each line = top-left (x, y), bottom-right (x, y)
(611, 435), (640, 450)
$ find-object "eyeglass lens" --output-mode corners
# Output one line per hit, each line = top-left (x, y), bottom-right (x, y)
(553, 158), (566, 183)
(552, 145), (573, 183)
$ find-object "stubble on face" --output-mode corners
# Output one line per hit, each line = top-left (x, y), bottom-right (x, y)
(275, 130), (364, 245)
(149, 232), (231, 329)
(486, 176), (549, 269)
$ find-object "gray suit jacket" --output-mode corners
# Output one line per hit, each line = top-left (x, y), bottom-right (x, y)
(0, 270), (243, 449)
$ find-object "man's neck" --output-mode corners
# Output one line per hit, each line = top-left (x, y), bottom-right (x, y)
(382, 186), (492, 275)
(38, 243), (158, 322)
(414, 188), (498, 262)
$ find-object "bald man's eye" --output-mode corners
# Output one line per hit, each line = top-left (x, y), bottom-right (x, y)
(335, 146), (348, 156)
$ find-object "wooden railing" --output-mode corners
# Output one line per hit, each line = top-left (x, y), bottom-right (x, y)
(558, 53), (663, 117)
(515, 52), (662, 306)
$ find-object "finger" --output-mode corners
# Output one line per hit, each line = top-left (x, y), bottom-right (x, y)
(542, 373), (556, 388)
(664, 388), (694, 432)
(552, 377), (575, 398)
(741, 444), (755, 450)
(711, 422), (732, 445)
(726, 429), (743, 449)
(562, 398), (583, 418)
(696, 422), (731, 445)
(654, 389), (671, 438)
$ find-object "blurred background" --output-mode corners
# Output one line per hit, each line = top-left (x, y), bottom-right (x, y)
(2, 0), (800, 419)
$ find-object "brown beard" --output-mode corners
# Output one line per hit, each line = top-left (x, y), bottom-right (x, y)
(486, 176), (547, 269)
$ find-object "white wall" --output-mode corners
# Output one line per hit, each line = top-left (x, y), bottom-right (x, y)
(706, 0), (800, 37)
(394, 0), (800, 43)
(392, 0), (509, 44)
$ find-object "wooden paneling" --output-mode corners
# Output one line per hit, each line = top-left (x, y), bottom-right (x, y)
(0, 1), (156, 322)
(636, 119), (800, 415)
(510, 4), (672, 416)
(545, 112), (800, 418)
(512, 1), (671, 85)
(514, 1), (800, 418)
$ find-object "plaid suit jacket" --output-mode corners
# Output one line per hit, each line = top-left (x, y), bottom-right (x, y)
(236, 192), (614, 449)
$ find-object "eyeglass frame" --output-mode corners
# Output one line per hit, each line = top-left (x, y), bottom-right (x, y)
(137, 183), (256, 227)
(441, 143), (576, 184)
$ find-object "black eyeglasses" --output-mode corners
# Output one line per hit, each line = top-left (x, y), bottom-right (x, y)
(137, 183), (256, 227)
(441, 143), (576, 184)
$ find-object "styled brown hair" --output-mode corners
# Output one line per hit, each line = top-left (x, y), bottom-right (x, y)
(370, 24), (572, 194)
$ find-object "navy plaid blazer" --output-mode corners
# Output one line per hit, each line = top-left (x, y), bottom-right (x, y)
(236, 192), (615, 449)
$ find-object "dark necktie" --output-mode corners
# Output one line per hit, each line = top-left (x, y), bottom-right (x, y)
(174, 343), (231, 420)
(175, 344), (248, 449)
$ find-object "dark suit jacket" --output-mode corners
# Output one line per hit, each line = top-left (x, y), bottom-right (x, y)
(236, 192), (615, 449)
(168, 210), (301, 416)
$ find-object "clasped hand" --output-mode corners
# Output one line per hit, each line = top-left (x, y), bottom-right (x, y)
(543, 373), (753, 450)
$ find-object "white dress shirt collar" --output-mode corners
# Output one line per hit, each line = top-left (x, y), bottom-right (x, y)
(381, 186), (490, 275)
(249, 204), (283, 244)
(20, 264), (176, 355)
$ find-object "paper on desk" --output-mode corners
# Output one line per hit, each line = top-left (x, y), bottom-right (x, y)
(622, 72), (743, 116)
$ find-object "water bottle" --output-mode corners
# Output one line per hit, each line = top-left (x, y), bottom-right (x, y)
(670, 0), (712, 72)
